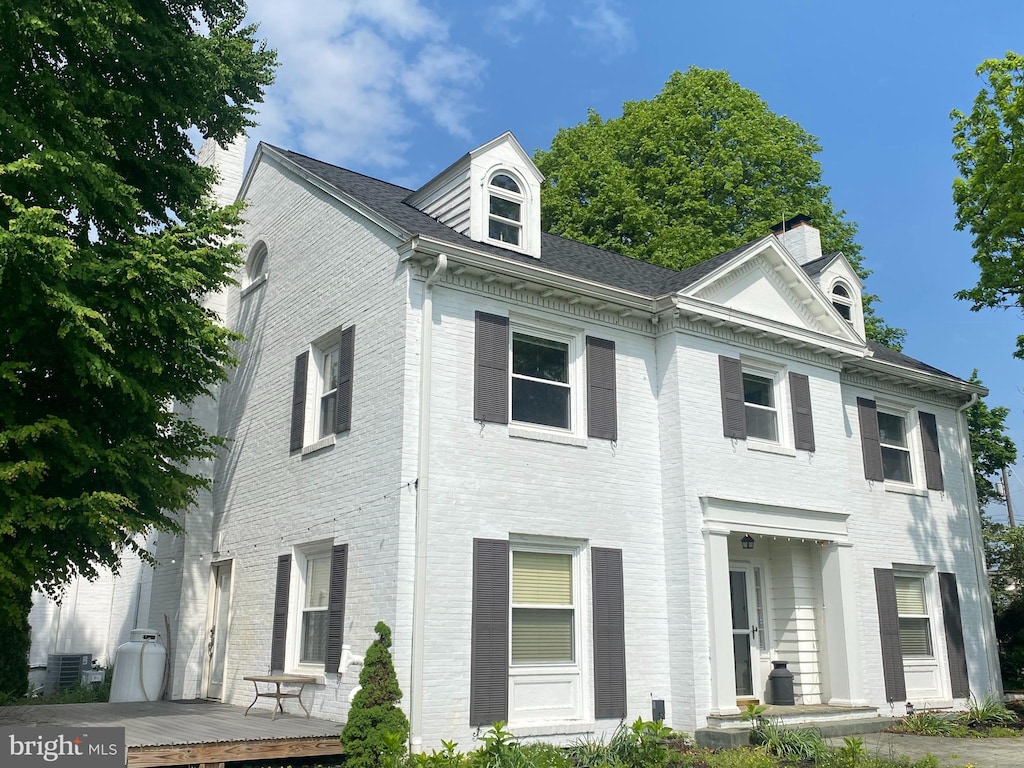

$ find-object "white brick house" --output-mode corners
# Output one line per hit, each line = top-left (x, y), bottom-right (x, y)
(145, 132), (1001, 748)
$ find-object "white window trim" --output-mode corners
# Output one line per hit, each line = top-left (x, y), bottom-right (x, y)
(830, 279), (854, 323)
(485, 170), (527, 252)
(287, 541), (333, 675)
(299, 327), (347, 450)
(892, 567), (940, 664)
(876, 400), (922, 491)
(740, 357), (790, 449)
(507, 536), (585, 724)
(507, 314), (585, 438)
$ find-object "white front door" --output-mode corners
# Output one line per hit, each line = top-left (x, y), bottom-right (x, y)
(205, 562), (232, 700)
(729, 567), (760, 700)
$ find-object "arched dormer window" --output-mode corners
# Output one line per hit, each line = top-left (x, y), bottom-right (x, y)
(487, 172), (523, 247)
(831, 282), (853, 322)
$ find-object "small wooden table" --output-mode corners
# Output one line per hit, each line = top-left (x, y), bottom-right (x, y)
(243, 674), (317, 720)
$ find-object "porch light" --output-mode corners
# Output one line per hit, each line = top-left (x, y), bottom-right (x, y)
(741, 534), (755, 550)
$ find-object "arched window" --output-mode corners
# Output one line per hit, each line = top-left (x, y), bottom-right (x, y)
(831, 282), (853, 322)
(488, 172), (523, 247)
(246, 242), (268, 283)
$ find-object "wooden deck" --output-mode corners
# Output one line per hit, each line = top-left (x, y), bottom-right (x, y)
(0, 699), (344, 768)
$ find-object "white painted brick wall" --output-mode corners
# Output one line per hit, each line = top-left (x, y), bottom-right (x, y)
(158, 155), (995, 749)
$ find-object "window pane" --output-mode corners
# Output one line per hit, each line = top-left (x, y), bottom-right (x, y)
(513, 551), (572, 604)
(323, 349), (339, 392)
(754, 568), (767, 652)
(745, 405), (778, 441)
(881, 446), (912, 483)
(832, 284), (850, 298)
(894, 577), (927, 614)
(320, 392), (337, 439)
(833, 301), (852, 321)
(305, 556), (331, 609)
(512, 378), (570, 428)
(489, 219), (520, 245)
(898, 618), (932, 657)
(511, 608), (574, 664)
(742, 373), (774, 407)
(491, 173), (521, 193)
(513, 334), (568, 382)
(489, 195), (521, 222)
(877, 412), (907, 447)
(301, 610), (328, 664)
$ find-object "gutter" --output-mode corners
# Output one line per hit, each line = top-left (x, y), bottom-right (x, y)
(954, 393), (1003, 697)
(409, 253), (447, 752)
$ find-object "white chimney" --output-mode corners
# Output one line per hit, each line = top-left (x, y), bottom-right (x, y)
(197, 134), (247, 208)
(771, 215), (822, 266)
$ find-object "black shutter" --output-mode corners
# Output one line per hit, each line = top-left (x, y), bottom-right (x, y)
(587, 337), (617, 441)
(858, 398), (884, 482)
(719, 356), (746, 439)
(592, 547), (626, 719)
(271, 554), (292, 672)
(920, 412), (944, 491)
(789, 372), (815, 452)
(290, 352), (309, 451)
(335, 326), (355, 433)
(470, 538), (509, 726)
(474, 312), (509, 424)
(324, 544), (349, 674)
(874, 568), (906, 701)
(939, 572), (970, 698)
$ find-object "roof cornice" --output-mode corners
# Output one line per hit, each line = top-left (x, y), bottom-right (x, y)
(843, 356), (985, 399)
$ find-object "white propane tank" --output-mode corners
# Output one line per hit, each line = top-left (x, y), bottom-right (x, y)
(109, 629), (167, 703)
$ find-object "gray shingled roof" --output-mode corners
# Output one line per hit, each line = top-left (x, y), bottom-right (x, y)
(266, 144), (972, 388)
(801, 252), (840, 278)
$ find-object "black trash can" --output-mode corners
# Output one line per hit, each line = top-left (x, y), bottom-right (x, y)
(767, 660), (795, 705)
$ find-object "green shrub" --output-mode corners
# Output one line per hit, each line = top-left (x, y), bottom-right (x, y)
(748, 717), (825, 760)
(340, 622), (410, 768)
(0, 586), (31, 703)
(958, 693), (1019, 727)
(894, 712), (966, 737)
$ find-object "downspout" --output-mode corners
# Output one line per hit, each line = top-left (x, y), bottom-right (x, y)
(955, 392), (1002, 696)
(410, 253), (447, 752)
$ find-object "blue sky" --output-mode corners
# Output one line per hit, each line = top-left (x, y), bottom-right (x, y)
(242, 0), (1024, 520)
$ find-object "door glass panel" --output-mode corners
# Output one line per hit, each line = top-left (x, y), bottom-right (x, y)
(733, 634), (753, 696)
(730, 571), (748, 628)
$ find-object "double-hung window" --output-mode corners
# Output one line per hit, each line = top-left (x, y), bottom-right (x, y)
(511, 550), (575, 665)
(319, 348), (340, 440)
(511, 332), (571, 430)
(488, 173), (523, 246)
(289, 325), (355, 453)
(894, 575), (932, 658)
(743, 372), (778, 442)
(878, 410), (913, 484)
(300, 552), (331, 664)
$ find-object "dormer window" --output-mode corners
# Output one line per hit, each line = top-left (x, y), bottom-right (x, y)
(488, 173), (523, 246)
(831, 282), (853, 322)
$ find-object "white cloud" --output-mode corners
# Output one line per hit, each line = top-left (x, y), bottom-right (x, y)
(247, 0), (485, 170)
(570, 0), (634, 57)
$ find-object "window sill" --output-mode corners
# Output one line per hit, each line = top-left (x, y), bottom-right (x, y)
(509, 425), (587, 448)
(883, 482), (928, 497)
(285, 670), (326, 684)
(746, 440), (796, 457)
(241, 273), (268, 297)
(301, 434), (336, 456)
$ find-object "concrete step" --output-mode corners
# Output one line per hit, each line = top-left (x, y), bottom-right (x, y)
(696, 714), (899, 749)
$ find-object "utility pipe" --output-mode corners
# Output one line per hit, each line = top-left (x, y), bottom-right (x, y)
(955, 392), (1002, 696)
(409, 254), (447, 752)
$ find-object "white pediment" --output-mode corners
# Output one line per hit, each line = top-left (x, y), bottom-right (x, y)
(684, 240), (861, 343)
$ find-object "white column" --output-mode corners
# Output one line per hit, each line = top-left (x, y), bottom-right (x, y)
(820, 542), (868, 706)
(705, 526), (739, 715)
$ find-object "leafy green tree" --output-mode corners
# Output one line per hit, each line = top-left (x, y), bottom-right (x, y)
(965, 371), (1018, 506)
(952, 51), (1024, 357)
(0, 589), (30, 701)
(341, 621), (410, 768)
(0, 0), (276, 629)
(534, 68), (905, 348)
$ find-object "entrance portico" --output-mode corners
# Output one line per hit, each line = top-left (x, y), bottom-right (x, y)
(702, 496), (867, 715)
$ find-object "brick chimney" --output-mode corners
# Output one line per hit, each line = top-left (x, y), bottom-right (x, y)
(770, 214), (822, 266)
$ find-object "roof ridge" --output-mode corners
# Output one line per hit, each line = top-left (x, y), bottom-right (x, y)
(265, 143), (416, 195)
